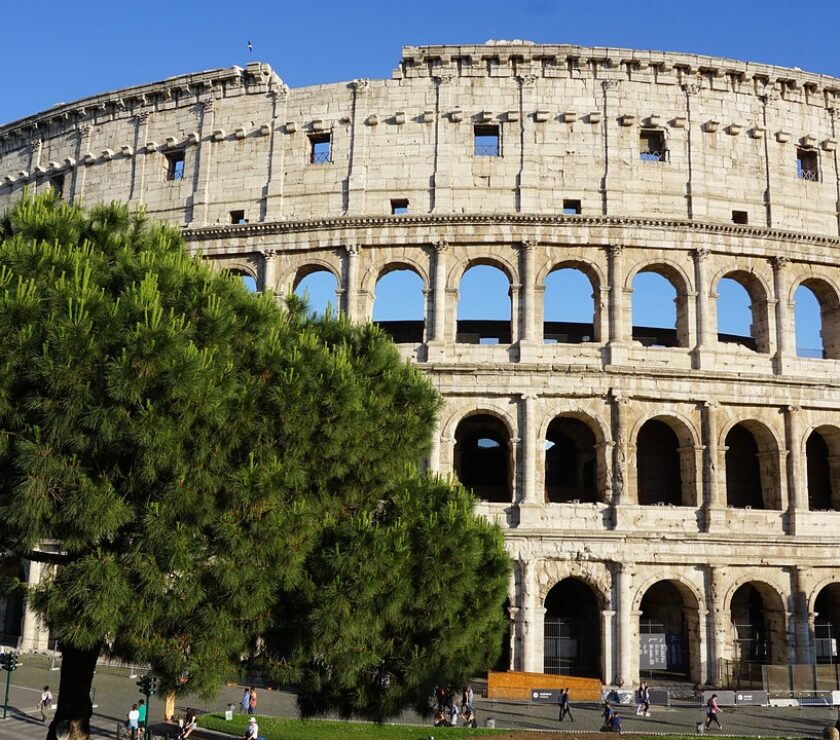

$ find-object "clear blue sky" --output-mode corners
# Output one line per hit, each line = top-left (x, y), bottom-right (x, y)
(5, 0), (834, 350)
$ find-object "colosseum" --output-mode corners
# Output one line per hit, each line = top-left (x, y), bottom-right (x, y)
(2, 41), (840, 692)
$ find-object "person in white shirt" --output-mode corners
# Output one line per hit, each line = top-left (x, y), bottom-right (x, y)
(128, 704), (140, 739)
(39, 686), (53, 722)
(243, 716), (259, 739)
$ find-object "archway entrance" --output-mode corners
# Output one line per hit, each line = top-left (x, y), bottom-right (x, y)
(544, 578), (601, 678)
(545, 417), (597, 503)
(639, 581), (696, 680)
(815, 584), (840, 664)
(730, 583), (785, 665)
(453, 414), (511, 503)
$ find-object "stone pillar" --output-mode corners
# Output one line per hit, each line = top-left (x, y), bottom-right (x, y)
(428, 241), (449, 359)
(346, 79), (370, 214)
(606, 245), (627, 365)
(128, 112), (151, 207)
(702, 401), (725, 532)
(518, 241), (538, 359)
(771, 256), (791, 374)
(264, 87), (289, 218)
(792, 566), (815, 664)
(19, 560), (49, 652)
(431, 75), (454, 213)
(71, 124), (94, 203)
(609, 391), (629, 529)
(343, 244), (361, 321)
(785, 405), (804, 534)
(508, 605), (522, 671)
(28, 140), (42, 190)
(692, 248), (713, 368)
(601, 609), (617, 684)
(521, 559), (543, 673)
(428, 416), (442, 474)
(616, 562), (635, 686)
(189, 98), (217, 226)
(708, 565), (728, 684)
(516, 74), (539, 212)
(261, 250), (279, 298)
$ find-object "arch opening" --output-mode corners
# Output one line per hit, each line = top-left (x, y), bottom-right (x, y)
(457, 264), (512, 345)
(815, 584), (840, 665)
(453, 414), (512, 503)
(545, 417), (597, 503)
(294, 268), (339, 318)
(373, 267), (425, 343)
(725, 424), (779, 510)
(730, 583), (785, 666)
(631, 268), (687, 348)
(544, 578), (601, 678)
(639, 581), (697, 680)
(543, 267), (596, 345)
(636, 420), (682, 506)
(796, 279), (840, 360)
(717, 275), (765, 352)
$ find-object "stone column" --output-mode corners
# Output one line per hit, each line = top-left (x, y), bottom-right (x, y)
(508, 604), (522, 671)
(264, 87), (289, 218)
(609, 390), (629, 529)
(343, 244), (361, 321)
(692, 248), (713, 368)
(19, 560), (49, 652)
(792, 566), (815, 664)
(28, 139), (42, 190)
(431, 75), (454, 213)
(521, 559), (543, 673)
(606, 245), (627, 365)
(516, 74), (538, 212)
(518, 241), (538, 359)
(346, 79), (370, 214)
(261, 250), (279, 298)
(771, 256), (791, 374)
(616, 562), (635, 686)
(708, 565), (728, 684)
(785, 405), (804, 534)
(428, 416), (442, 474)
(601, 609), (617, 684)
(71, 124), (94, 203)
(702, 401), (725, 532)
(428, 241), (449, 360)
(128, 112), (151, 207)
(189, 98), (217, 226)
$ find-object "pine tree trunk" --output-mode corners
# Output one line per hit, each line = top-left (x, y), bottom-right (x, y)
(46, 644), (100, 740)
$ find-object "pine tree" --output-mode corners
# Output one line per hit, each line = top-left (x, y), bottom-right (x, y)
(0, 192), (510, 739)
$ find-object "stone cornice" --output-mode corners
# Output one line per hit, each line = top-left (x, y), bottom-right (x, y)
(398, 43), (840, 102)
(0, 62), (285, 143)
(182, 212), (840, 251)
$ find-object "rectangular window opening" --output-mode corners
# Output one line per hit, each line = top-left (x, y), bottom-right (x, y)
(230, 210), (247, 224)
(474, 124), (500, 157)
(390, 199), (409, 215)
(165, 151), (185, 181)
(732, 210), (748, 225)
(563, 199), (582, 215)
(49, 173), (65, 198)
(640, 129), (667, 162)
(797, 147), (819, 181)
(309, 133), (332, 164)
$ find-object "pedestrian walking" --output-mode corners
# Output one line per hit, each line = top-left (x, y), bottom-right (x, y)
(39, 686), (52, 722)
(601, 700), (615, 731)
(127, 703), (140, 740)
(558, 687), (574, 722)
(137, 700), (146, 736)
(240, 687), (250, 713)
(704, 693), (723, 731)
(248, 686), (257, 716)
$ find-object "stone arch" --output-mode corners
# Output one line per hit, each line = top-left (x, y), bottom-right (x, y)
(449, 254), (517, 291)
(626, 259), (693, 348)
(369, 261), (428, 344)
(805, 425), (840, 511)
(812, 582), (840, 664)
(541, 259), (604, 344)
(360, 257), (430, 295)
(455, 257), (515, 345)
(543, 576), (605, 678)
(292, 260), (342, 289)
(634, 577), (703, 681)
(441, 403), (517, 444)
(722, 419), (783, 510)
(791, 276), (840, 359)
(725, 579), (788, 665)
(212, 257), (259, 281)
(712, 268), (772, 353)
(629, 413), (700, 507)
(807, 574), (840, 615)
(452, 409), (516, 503)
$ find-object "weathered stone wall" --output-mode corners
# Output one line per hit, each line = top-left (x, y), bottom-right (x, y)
(3, 44), (840, 686)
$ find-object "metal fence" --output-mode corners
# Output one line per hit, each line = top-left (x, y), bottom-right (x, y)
(719, 659), (840, 696)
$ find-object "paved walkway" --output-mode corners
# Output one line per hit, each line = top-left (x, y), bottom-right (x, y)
(1, 655), (837, 738)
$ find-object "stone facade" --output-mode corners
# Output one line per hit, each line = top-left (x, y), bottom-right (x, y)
(3, 43), (840, 685)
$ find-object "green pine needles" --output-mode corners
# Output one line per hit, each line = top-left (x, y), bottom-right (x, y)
(0, 192), (510, 738)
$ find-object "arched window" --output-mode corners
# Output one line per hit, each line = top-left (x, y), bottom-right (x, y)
(544, 578), (601, 678)
(631, 268), (687, 347)
(453, 414), (512, 503)
(806, 429), (840, 511)
(545, 417), (597, 503)
(795, 284), (823, 358)
(457, 264), (511, 344)
(815, 584), (840, 664)
(543, 267), (596, 344)
(717, 277), (753, 349)
(636, 420), (682, 506)
(373, 267), (425, 343)
(639, 581), (699, 679)
(724, 423), (780, 510)
(294, 268), (339, 318)
(730, 583), (786, 665)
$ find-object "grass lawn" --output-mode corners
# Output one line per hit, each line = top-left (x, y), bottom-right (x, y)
(199, 712), (508, 738)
